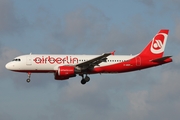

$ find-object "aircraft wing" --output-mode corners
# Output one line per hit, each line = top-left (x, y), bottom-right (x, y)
(75, 51), (114, 71)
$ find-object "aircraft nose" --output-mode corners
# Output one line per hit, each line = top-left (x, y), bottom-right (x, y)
(5, 62), (13, 70)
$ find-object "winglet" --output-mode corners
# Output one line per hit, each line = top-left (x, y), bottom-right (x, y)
(111, 51), (115, 55)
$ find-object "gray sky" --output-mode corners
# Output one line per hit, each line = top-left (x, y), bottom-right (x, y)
(1, 0), (180, 120)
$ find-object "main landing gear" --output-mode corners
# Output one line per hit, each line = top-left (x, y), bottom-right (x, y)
(80, 74), (90, 85)
(26, 72), (31, 83)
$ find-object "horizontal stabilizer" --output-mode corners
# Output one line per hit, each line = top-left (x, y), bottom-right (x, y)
(150, 56), (172, 62)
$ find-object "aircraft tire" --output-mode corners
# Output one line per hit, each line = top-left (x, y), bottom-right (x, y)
(85, 76), (90, 82)
(26, 79), (30, 83)
(81, 79), (86, 85)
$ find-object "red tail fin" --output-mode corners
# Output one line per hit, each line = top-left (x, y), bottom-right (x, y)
(139, 29), (169, 58)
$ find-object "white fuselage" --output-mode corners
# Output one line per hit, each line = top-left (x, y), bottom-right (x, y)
(6, 54), (135, 72)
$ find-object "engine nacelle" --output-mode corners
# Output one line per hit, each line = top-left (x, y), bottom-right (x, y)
(54, 66), (76, 80)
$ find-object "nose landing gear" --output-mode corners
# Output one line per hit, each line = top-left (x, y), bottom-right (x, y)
(26, 72), (31, 83)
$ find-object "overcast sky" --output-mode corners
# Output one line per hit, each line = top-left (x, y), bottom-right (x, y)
(1, 0), (180, 120)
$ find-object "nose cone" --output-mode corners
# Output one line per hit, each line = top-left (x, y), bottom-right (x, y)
(5, 62), (13, 70)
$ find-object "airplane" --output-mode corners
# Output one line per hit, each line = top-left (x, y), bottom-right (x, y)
(5, 29), (172, 84)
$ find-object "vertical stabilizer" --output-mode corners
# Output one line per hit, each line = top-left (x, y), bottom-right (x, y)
(139, 29), (169, 58)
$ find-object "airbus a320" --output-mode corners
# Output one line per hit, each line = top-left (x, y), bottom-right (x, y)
(5, 29), (172, 84)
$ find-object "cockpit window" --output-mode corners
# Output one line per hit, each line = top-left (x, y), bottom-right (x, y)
(12, 58), (21, 61)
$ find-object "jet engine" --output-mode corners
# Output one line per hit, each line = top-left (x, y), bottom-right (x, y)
(54, 66), (76, 80)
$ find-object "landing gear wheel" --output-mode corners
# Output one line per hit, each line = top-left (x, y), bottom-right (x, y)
(81, 79), (86, 85)
(80, 74), (90, 85)
(85, 76), (90, 82)
(26, 72), (31, 83)
(26, 79), (30, 83)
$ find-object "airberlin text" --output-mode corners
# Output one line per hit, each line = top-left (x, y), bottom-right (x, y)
(33, 56), (78, 64)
